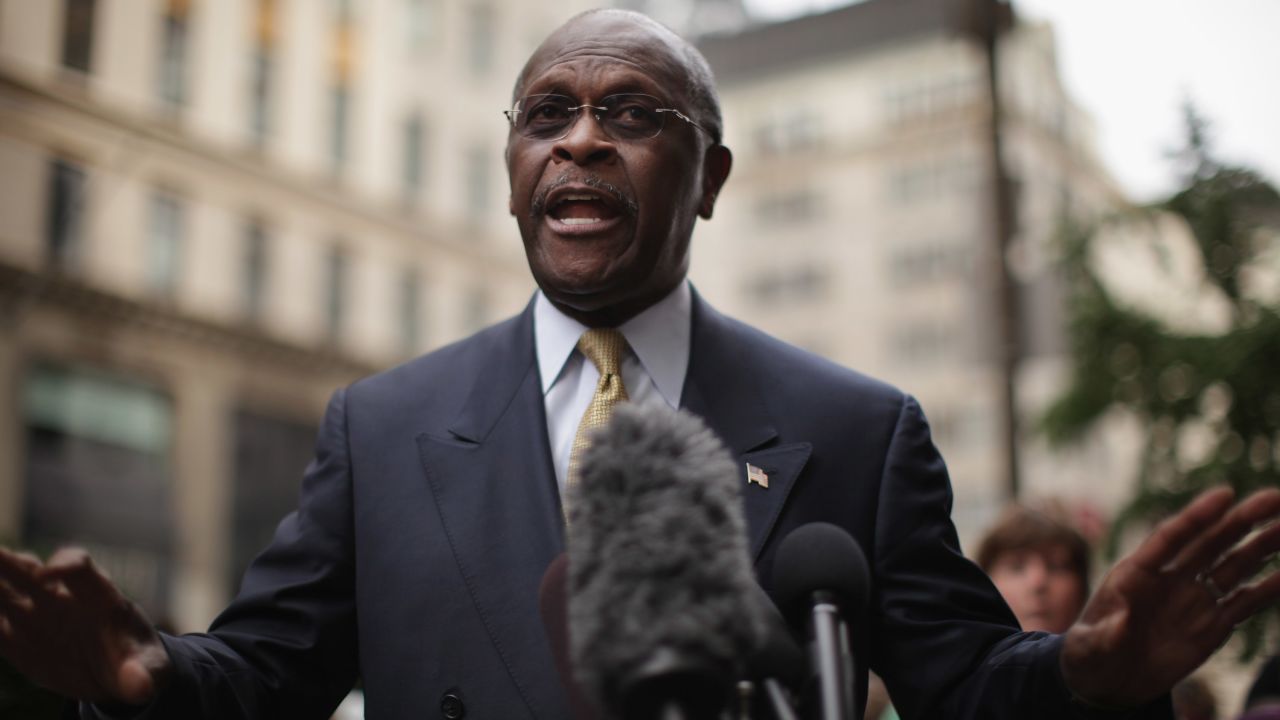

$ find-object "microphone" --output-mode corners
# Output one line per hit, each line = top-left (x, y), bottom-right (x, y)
(538, 553), (597, 720)
(772, 523), (871, 720)
(744, 582), (806, 720)
(566, 403), (767, 720)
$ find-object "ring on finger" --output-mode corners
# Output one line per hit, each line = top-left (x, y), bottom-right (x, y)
(1195, 571), (1228, 602)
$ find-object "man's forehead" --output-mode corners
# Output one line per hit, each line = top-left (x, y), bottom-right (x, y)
(518, 14), (689, 97)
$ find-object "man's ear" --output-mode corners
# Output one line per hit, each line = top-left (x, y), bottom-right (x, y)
(698, 144), (732, 220)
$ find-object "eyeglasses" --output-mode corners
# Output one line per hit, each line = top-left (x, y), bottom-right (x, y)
(504, 93), (711, 142)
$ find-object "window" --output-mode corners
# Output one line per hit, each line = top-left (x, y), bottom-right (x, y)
(329, 85), (350, 174)
(466, 145), (489, 214)
(745, 264), (827, 305)
(398, 268), (421, 355)
(147, 191), (184, 296)
(157, 0), (191, 108)
(402, 113), (425, 204)
(405, 0), (435, 52)
(61, 0), (96, 73)
(243, 220), (269, 322)
(324, 245), (348, 340)
(22, 364), (173, 617)
(754, 189), (821, 226)
(249, 0), (276, 145)
(888, 243), (971, 288)
(46, 158), (87, 271)
(466, 4), (494, 75)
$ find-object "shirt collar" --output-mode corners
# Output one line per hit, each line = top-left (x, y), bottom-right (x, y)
(534, 281), (691, 408)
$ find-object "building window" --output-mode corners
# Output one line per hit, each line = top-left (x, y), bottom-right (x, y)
(466, 4), (494, 75)
(329, 86), (350, 174)
(754, 189), (821, 226)
(324, 245), (348, 341)
(405, 0), (435, 53)
(466, 145), (489, 215)
(22, 364), (174, 617)
(745, 264), (827, 306)
(61, 0), (96, 73)
(157, 0), (191, 108)
(230, 410), (316, 592)
(46, 158), (87, 271)
(249, 0), (276, 145)
(147, 191), (184, 296)
(398, 268), (421, 355)
(242, 220), (269, 322)
(402, 113), (425, 204)
(888, 243), (971, 288)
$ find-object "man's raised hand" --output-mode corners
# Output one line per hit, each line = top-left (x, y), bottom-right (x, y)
(1062, 487), (1280, 708)
(0, 546), (170, 706)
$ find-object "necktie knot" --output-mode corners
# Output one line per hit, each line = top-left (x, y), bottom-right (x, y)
(577, 328), (627, 378)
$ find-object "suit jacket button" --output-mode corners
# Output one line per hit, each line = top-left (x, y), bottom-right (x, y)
(440, 692), (465, 719)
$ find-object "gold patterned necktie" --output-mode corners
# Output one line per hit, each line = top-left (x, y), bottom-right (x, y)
(568, 328), (630, 486)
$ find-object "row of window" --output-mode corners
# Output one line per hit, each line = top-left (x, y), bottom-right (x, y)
(45, 157), (437, 356)
(55, 0), (491, 198)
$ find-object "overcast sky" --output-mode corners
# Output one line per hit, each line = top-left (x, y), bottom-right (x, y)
(743, 0), (1280, 203)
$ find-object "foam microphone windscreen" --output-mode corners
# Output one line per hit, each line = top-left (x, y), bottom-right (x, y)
(772, 522), (871, 622)
(566, 403), (767, 714)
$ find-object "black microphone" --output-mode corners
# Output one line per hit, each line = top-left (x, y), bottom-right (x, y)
(538, 553), (597, 720)
(744, 582), (806, 720)
(772, 523), (871, 720)
(566, 403), (767, 720)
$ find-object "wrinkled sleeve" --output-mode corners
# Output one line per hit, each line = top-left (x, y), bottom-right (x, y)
(869, 394), (1171, 720)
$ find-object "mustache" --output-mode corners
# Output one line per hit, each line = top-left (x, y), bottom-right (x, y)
(530, 173), (639, 219)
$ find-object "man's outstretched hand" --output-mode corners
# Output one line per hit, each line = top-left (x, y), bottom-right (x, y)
(0, 546), (170, 706)
(1062, 487), (1280, 708)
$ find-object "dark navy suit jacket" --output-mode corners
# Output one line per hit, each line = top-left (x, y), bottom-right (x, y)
(87, 293), (1171, 720)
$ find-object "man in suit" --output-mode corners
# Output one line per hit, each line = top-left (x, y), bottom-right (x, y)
(3, 9), (1280, 720)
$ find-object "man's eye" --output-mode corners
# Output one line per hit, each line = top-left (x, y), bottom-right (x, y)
(529, 104), (569, 121)
(612, 105), (654, 124)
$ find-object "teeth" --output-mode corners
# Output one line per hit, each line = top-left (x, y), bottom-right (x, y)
(561, 194), (600, 202)
(561, 217), (602, 225)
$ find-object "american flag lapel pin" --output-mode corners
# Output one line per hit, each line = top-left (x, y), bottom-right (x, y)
(746, 463), (769, 489)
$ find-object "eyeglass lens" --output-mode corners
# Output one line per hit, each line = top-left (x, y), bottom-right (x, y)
(513, 94), (668, 140)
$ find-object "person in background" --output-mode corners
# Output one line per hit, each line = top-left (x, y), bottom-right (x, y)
(976, 503), (1091, 634)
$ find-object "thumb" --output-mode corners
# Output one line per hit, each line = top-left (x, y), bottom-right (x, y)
(114, 656), (158, 706)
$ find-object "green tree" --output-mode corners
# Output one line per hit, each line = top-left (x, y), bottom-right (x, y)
(1042, 106), (1280, 658)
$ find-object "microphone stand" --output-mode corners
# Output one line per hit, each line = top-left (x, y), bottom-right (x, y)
(810, 591), (853, 720)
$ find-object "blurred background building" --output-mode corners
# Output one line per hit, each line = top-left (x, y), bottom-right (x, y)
(0, 0), (1130, 638)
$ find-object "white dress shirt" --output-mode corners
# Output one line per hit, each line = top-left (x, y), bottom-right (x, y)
(534, 281), (692, 492)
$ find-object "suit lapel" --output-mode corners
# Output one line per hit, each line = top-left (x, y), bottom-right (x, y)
(416, 305), (568, 720)
(681, 292), (810, 561)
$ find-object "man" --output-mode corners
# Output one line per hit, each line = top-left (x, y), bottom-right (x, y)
(977, 504), (1092, 634)
(3, 9), (1280, 720)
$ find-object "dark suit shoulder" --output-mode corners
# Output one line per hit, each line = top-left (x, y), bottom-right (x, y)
(699, 305), (909, 426)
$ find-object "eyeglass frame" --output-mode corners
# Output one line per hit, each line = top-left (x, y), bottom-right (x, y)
(503, 92), (714, 143)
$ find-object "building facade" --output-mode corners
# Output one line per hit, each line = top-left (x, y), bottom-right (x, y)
(0, 0), (1130, 637)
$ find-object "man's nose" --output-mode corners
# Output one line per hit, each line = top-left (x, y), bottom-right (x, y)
(551, 110), (617, 166)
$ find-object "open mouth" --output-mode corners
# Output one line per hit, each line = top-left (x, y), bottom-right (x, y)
(539, 182), (632, 235)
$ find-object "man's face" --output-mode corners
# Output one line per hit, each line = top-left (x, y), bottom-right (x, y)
(987, 544), (1085, 634)
(506, 14), (731, 326)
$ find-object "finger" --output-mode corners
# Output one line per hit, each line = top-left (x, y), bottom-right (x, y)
(1204, 522), (1280, 593)
(116, 656), (158, 706)
(0, 548), (50, 599)
(0, 577), (32, 613)
(1173, 489), (1280, 575)
(1220, 567), (1280, 629)
(1128, 486), (1235, 571)
(40, 550), (117, 601)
